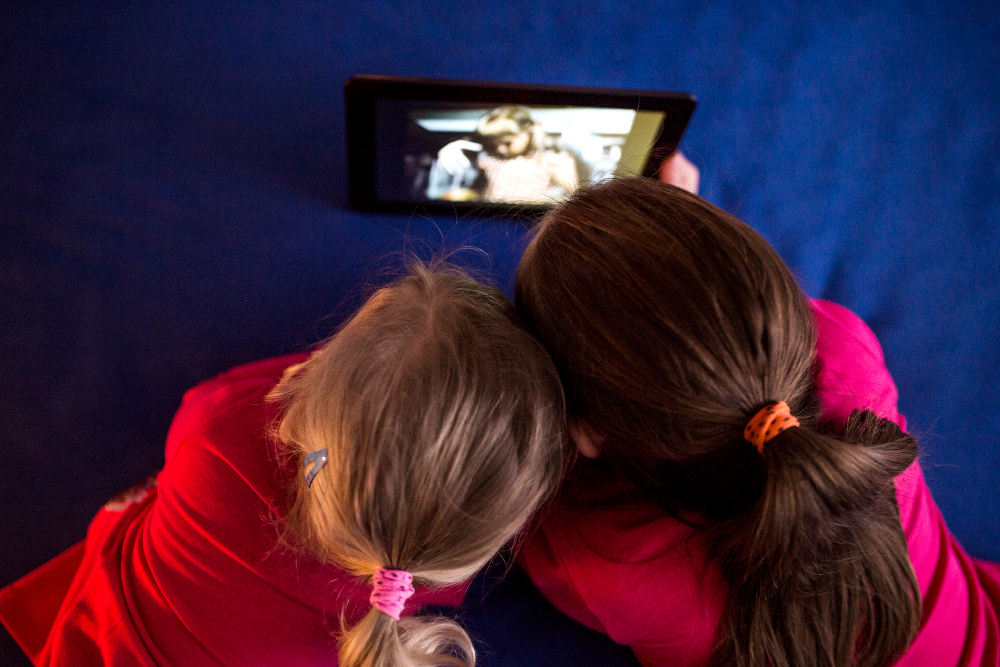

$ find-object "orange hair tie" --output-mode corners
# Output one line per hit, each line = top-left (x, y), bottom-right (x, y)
(743, 401), (800, 454)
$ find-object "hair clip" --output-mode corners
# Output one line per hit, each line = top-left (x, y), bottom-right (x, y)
(303, 448), (329, 487)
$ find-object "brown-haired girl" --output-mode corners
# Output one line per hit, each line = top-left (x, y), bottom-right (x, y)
(515, 175), (1000, 667)
(0, 266), (565, 666)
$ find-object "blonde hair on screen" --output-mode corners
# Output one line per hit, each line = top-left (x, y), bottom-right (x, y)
(476, 105), (545, 156)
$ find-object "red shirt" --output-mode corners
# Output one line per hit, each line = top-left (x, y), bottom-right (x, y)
(0, 353), (467, 666)
(520, 300), (1000, 667)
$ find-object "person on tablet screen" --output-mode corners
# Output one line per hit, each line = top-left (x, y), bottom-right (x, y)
(426, 105), (578, 204)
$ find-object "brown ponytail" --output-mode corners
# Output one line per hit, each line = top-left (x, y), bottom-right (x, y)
(515, 178), (920, 667)
(271, 265), (566, 667)
(713, 411), (919, 667)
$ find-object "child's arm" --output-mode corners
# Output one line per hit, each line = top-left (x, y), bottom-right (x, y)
(435, 139), (483, 175)
(545, 151), (579, 194)
(426, 140), (484, 200)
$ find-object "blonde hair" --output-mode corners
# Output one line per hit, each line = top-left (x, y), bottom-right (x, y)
(269, 265), (566, 667)
(476, 105), (545, 156)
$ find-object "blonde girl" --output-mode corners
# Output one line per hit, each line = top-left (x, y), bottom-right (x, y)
(429, 105), (578, 204)
(0, 266), (566, 667)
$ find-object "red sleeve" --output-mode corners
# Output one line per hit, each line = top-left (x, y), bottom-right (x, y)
(164, 353), (308, 465)
(0, 542), (86, 663)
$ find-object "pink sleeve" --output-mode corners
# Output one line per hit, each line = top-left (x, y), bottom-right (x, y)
(520, 524), (607, 634)
(810, 299), (906, 430)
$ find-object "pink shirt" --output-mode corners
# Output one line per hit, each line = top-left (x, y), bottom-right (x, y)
(0, 354), (467, 666)
(477, 150), (578, 203)
(521, 299), (1000, 666)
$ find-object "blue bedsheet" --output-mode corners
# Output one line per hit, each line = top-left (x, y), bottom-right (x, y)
(2, 1), (997, 664)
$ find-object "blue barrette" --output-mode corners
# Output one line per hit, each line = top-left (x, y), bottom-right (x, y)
(303, 448), (329, 488)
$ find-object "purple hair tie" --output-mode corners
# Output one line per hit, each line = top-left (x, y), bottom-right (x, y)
(369, 567), (415, 621)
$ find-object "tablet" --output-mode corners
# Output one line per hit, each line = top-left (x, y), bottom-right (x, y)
(346, 75), (696, 217)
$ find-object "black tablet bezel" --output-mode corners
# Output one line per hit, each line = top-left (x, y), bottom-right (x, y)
(345, 75), (697, 217)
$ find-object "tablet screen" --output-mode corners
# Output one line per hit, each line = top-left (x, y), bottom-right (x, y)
(374, 100), (667, 206)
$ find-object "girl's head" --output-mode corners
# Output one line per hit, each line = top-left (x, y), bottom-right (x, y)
(516, 178), (920, 667)
(517, 177), (816, 510)
(271, 265), (565, 667)
(476, 106), (543, 159)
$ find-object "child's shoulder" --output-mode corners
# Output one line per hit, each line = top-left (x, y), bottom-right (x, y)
(523, 472), (721, 665)
(810, 299), (886, 361)
(809, 298), (905, 430)
(180, 353), (307, 413)
(164, 352), (310, 464)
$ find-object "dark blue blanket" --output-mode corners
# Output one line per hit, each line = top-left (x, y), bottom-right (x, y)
(2, 1), (997, 664)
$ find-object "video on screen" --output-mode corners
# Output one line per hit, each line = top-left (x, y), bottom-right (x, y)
(375, 102), (666, 206)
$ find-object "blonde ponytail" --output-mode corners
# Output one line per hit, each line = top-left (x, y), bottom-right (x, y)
(338, 608), (474, 667)
(270, 264), (566, 667)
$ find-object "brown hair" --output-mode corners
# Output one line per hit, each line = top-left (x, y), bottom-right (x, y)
(270, 264), (566, 667)
(515, 178), (920, 667)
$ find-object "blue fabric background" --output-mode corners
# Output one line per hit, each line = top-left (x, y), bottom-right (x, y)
(2, 1), (997, 664)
